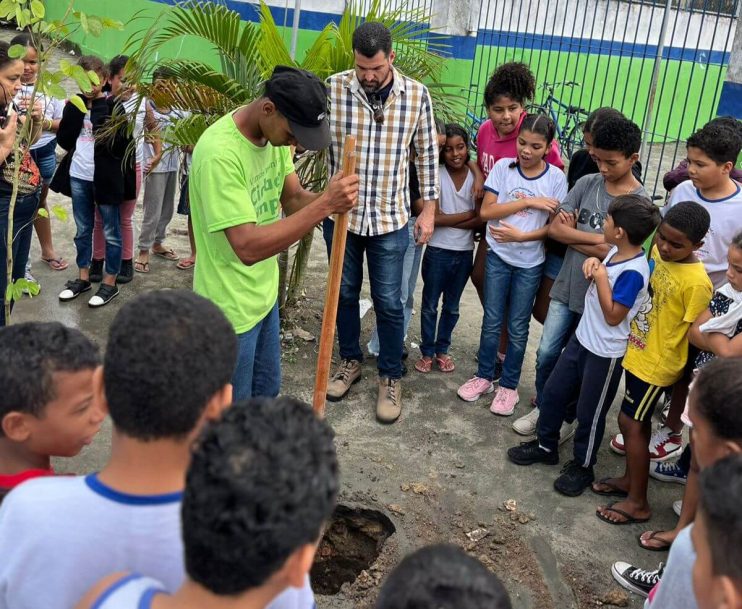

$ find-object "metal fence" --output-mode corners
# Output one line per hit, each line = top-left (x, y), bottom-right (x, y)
(466, 0), (739, 195)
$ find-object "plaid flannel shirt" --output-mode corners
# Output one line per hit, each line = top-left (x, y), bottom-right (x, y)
(327, 67), (440, 236)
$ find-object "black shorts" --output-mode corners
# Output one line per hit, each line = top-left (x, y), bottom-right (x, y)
(621, 370), (668, 422)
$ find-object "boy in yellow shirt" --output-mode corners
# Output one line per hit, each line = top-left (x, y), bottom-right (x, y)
(592, 201), (713, 524)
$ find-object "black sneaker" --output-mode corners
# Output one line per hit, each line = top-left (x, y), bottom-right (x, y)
(507, 439), (559, 466)
(89, 259), (104, 283)
(88, 284), (119, 308)
(554, 460), (595, 496)
(611, 561), (664, 598)
(116, 259), (133, 284)
(59, 279), (92, 302)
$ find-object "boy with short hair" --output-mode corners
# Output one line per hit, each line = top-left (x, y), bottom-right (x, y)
(513, 115), (649, 437)
(0, 322), (103, 504)
(508, 195), (661, 497)
(593, 202), (713, 525)
(0, 291), (316, 609)
(75, 396), (338, 609)
(692, 454), (742, 609)
(375, 544), (512, 609)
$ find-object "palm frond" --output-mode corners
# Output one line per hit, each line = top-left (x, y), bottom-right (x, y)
(256, 0), (295, 72)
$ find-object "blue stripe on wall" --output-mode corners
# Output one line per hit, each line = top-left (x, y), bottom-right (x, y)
(150, 0), (729, 65)
(718, 81), (742, 119)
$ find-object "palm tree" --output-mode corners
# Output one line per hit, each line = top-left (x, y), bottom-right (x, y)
(125, 0), (462, 313)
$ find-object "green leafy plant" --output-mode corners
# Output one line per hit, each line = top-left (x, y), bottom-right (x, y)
(1, 0), (122, 324)
(125, 0), (462, 313)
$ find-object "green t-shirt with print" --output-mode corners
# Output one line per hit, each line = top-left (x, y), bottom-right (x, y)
(190, 111), (294, 333)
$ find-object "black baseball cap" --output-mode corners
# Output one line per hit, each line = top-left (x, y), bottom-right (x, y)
(265, 66), (330, 151)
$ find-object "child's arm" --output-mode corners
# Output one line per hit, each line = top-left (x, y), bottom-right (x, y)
(435, 209), (477, 227)
(480, 191), (559, 221)
(549, 210), (611, 258)
(689, 309), (742, 357)
(489, 222), (549, 244)
(467, 159), (484, 200)
(583, 258), (635, 326)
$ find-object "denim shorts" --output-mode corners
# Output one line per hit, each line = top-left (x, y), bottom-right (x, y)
(543, 251), (564, 281)
(30, 138), (58, 185)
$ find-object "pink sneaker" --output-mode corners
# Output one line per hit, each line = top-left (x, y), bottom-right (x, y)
(490, 387), (520, 416)
(457, 377), (494, 402)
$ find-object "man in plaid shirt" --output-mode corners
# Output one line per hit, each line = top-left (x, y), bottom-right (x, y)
(325, 22), (440, 424)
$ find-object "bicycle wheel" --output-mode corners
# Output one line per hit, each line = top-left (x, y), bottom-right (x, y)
(563, 121), (585, 160)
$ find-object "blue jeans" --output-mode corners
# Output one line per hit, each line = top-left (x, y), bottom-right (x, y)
(232, 302), (281, 400)
(70, 178), (122, 276)
(0, 190), (40, 326)
(368, 218), (422, 355)
(476, 250), (542, 389)
(30, 139), (57, 184)
(534, 299), (580, 406)
(420, 246), (473, 357)
(337, 226), (408, 379)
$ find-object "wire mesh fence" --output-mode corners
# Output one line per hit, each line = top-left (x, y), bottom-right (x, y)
(465, 0), (739, 195)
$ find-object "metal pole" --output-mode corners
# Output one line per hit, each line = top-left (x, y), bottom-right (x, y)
(642, 0), (672, 138)
(290, 0), (302, 60)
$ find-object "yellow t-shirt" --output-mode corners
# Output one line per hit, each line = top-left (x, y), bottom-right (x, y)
(623, 247), (712, 387)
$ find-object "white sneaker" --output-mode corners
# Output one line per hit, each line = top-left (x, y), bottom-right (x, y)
(512, 407), (540, 436)
(559, 420), (577, 446)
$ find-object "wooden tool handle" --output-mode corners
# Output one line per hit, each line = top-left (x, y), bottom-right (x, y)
(312, 135), (357, 417)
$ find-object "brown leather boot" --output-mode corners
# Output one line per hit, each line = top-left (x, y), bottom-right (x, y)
(326, 359), (362, 402)
(376, 376), (401, 423)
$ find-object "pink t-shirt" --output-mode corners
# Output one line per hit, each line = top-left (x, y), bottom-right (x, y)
(476, 112), (564, 179)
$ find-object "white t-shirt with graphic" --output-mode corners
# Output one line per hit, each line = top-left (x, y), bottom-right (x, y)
(16, 84), (65, 150)
(69, 109), (94, 181)
(144, 103), (188, 174)
(575, 246), (651, 359)
(666, 180), (742, 289)
(123, 95), (147, 166)
(429, 166), (475, 251)
(483, 158), (567, 268)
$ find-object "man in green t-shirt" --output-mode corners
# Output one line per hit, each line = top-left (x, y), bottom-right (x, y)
(190, 66), (359, 400)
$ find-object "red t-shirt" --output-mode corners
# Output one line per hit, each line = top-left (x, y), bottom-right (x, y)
(0, 468), (54, 504)
(476, 112), (564, 179)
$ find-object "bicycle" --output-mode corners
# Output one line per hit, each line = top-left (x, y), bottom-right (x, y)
(527, 81), (589, 160)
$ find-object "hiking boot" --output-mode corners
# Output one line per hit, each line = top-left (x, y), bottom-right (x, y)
(457, 376), (494, 402)
(649, 459), (687, 485)
(88, 284), (119, 308)
(59, 278), (92, 302)
(116, 259), (134, 284)
(89, 259), (104, 283)
(512, 406), (540, 435)
(554, 460), (594, 496)
(611, 425), (682, 461)
(376, 377), (401, 424)
(490, 387), (519, 416)
(507, 439), (559, 466)
(326, 359), (361, 402)
(611, 561), (664, 598)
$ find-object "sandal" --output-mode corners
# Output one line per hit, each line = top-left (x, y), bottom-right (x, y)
(596, 502), (650, 525)
(414, 357), (433, 373)
(591, 477), (629, 498)
(435, 354), (455, 373)
(638, 530), (672, 552)
(176, 257), (195, 270)
(134, 259), (150, 273)
(153, 247), (179, 261)
(41, 256), (69, 271)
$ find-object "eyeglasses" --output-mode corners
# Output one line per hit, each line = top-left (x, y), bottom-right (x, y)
(369, 94), (384, 125)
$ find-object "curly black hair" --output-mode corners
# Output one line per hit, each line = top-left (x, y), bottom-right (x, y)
(584, 107), (624, 135)
(375, 544), (512, 609)
(591, 115), (642, 157)
(352, 21), (392, 57)
(687, 122), (742, 165)
(0, 322), (99, 431)
(103, 290), (237, 441)
(662, 200), (711, 244)
(440, 122), (470, 164)
(183, 397), (338, 595)
(483, 62), (535, 108)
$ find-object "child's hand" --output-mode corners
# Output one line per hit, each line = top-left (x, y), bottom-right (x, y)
(554, 209), (577, 228)
(489, 221), (524, 243)
(528, 197), (560, 213)
(582, 256), (602, 279)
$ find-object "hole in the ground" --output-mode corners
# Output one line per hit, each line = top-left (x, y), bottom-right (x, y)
(311, 504), (396, 595)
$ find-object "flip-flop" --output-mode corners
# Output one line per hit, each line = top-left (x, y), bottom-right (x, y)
(638, 530), (672, 552)
(41, 256), (69, 271)
(435, 354), (455, 373)
(591, 477), (629, 498)
(134, 260), (150, 273)
(153, 248), (179, 261)
(414, 357), (433, 373)
(176, 258), (195, 270)
(596, 502), (650, 525)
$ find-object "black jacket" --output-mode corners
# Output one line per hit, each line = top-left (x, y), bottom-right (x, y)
(51, 94), (136, 204)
